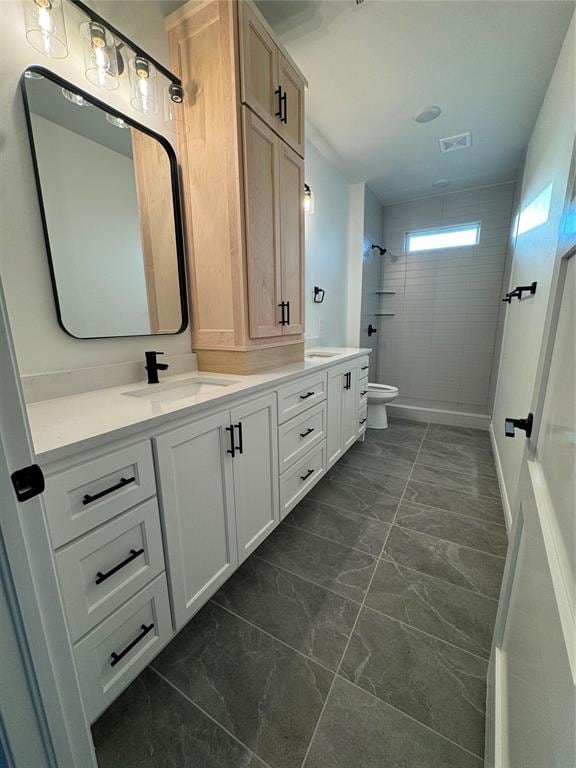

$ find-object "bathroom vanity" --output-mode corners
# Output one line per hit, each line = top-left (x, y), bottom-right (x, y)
(27, 348), (369, 722)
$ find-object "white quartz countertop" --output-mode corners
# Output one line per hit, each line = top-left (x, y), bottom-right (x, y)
(27, 348), (370, 465)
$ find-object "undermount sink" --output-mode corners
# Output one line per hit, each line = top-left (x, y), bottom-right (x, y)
(124, 376), (240, 404)
(305, 351), (341, 360)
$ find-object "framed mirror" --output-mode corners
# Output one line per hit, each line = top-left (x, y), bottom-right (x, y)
(22, 67), (188, 338)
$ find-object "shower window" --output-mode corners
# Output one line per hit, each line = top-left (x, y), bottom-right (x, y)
(405, 222), (481, 252)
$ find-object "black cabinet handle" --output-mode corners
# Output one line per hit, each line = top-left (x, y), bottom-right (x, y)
(274, 86), (283, 118)
(299, 391), (315, 400)
(110, 623), (154, 668)
(95, 548), (145, 585)
(279, 302), (288, 325)
(226, 425), (235, 457)
(502, 281), (537, 303)
(359, 418), (367, 425)
(360, 390), (367, 396)
(344, 372), (351, 390)
(299, 427), (314, 438)
(505, 413), (533, 439)
(236, 422), (244, 455)
(361, 365), (369, 371)
(286, 300), (290, 326)
(82, 476), (135, 506)
(281, 90), (287, 123)
(300, 468), (314, 481)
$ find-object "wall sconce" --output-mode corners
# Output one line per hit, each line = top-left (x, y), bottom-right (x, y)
(25, 0), (68, 59)
(164, 84), (183, 132)
(304, 183), (314, 215)
(80, 21), (119, 90)
(130, 55), (158, 115)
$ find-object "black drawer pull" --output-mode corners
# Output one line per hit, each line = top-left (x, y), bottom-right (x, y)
(359, 418), (367, 425)
(274, 86), (283, 118)
(299, 427), (314, 438)
(361, 366), (369, 371)
(299, 391), (315, 400)
(236, 422), (244, 455)
(95, 548), (145, 585)
(226, 425), (235, 457)
(110, 623), (154, 668)
(82, 476), (136, 505)
(300, 468), (314, 481)
(360, 390), (367, 396)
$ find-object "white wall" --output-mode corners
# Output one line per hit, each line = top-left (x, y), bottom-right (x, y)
(304, 138), (350, 346)
(492, 15), (575, 521)
(359, 186), (384, 379)
(375, 183), (516, 413)
(0, 0), (190, 375)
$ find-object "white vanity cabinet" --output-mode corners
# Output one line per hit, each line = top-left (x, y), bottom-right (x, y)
(327, 360), (363, 468)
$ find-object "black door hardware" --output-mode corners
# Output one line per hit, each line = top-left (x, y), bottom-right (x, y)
(359, 418), (367, 425)
(505, 413), (533, 439)
(360, 389), (367, 396)
(344, 372), (351, 390)
(313, 286), (325, 304)
(82, 477), (135, 506)
(361, 365), (369, 371)
(370, 244), (387, 256)
(274, 86), (283, 118)
(299, 427), (314, 438)
(279, 302), (288, 325)
(502, 281), (537, 303)
(110, 623), (154, 667)
(235, 422), (244, 455)
(299, 391), (315, 400)
(95, 548), (145, 585)
(145, 351), (169, 384)
(300, 469), (314, 481)
(274, 86), (287, 123)
(226, 425), (236, 457)
(285, 301), (291, 326)
(368, 324), (378, 337)
(11, 464), (45, 502)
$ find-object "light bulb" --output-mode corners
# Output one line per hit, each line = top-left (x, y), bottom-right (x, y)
(81, 21), (118, 90)
(130, 56), (158, 115)
(25, 0), (68, 59)
(303, 184), (314, 214)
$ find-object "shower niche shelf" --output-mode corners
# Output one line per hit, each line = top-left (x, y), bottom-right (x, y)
(375, 313), (395, 317)
(375, 291), (396, 294)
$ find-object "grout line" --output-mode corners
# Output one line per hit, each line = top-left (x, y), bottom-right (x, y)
(299, 425), (429, 768)
(386, 522), (506, 561)
(397, 495), (507, 529)
(209, 599), (340, 677)
(148, 667), (276, 768)
(405, 474), (504, 506)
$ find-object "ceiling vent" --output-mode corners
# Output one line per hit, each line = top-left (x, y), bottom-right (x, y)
(439, 132), (472, 153)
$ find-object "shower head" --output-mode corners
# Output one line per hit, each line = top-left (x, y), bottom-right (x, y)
(371, 244), (387, 256)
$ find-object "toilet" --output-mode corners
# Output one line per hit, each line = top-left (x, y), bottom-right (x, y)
(367, 383), (399, 429)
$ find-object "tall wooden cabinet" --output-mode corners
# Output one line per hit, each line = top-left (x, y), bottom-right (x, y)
(166, 0), (307, 374)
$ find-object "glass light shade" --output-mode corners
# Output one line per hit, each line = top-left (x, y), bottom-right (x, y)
(303, 184), (314, 215)
(163, 84), (183, 132)
(129, 56), (158, 115)
(106, 113), (128, 129)
(25, 0), (68, 59)
(62, 87), (90, 107)
(81, 21), (119, 91)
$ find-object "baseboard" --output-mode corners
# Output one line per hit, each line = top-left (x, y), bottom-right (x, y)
(388, 402), (491, 430)
(489, 422), (512, 532)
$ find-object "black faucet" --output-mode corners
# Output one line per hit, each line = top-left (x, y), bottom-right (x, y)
(145, 351), (169, 384)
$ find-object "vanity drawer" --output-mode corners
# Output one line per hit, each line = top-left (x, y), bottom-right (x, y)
(359, 357), (370, 376)
(280, 441), (326, 519)
(278, 401), (326, 473)
(45, 441), (156, 547)
(74, 573), (172, 723)
(358, 404), (368, 436)
(55, 499), (165, 641)
(277, 372), (327, 424)
(359, 376), (369, 407)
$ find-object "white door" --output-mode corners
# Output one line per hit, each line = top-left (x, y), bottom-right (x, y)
(0, 278), (97, 766)
(486, 163), (576, 767)
(231, 393), (279, 562)
(327, 365), (345, 468)
(154, 411), (238, 630)
(342, 365), (360, 452)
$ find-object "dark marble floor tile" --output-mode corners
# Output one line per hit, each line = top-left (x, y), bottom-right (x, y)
(340, 608), (488, 756)
(351, 436), (419, 467)
(364, 422), (426, 449)
(426, 424), (491, 449)
(92, 668), (266, 768)
(303, 677), (482, 768)
(383, 526), (505, 600)
(152, 603), (332, 768)
(212, 556), (359, 670)
(337, 449), (414, 481)
(286, 498), (391, 556)
(417, 438), (496, 478)
(396, 501), (508, 557)
(365, 558), (498, 658)
(255, 523), (377, 603)
(309, 476), (404, 518)
(411, 463), (501, 499)
(404, 480), (505, 525)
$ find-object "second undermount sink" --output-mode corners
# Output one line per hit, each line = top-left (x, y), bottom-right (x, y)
(305, 351), (341, 360)
(123, 376), (240, 404)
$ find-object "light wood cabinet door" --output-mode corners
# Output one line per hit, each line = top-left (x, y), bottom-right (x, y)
(278, 52), (305, 157)
(279, 140), (304, 336)
(230, 394), (279, 562)
(327, 366), (346, 469)
(154, 412), (238, 630)
(239, 1), (279, 129)
(242, 107), (283, 339)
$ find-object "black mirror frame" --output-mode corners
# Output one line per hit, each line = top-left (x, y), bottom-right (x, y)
(20, 65), (188, 339)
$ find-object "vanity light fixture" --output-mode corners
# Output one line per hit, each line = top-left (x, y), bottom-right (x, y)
(303, 183), (314, 214)
(130, 55), (158, 115)
(61, 87), (90, 106)
(80, 21), (119, 90)
(25, 0), (68, 59)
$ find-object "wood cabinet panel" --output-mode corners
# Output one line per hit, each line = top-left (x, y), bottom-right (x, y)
(278, 53), (305, 157)
(279, 141), (304, 335)
(239, 0), (279, 129)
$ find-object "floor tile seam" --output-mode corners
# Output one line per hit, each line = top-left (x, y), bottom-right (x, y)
(359, 602), (491, 663)
(331, 673), (486, 762)
(406, 476), (505, 508)
(301, 493), (400, 525)
(317, 475), (405, 501)
(420, 436), (495, 456)
(398, 496), (507, 529)
(252, 553), (365, 608)
(340, 458), (414, 482)
(209, 598), (341, 677)
(281, 518), (390, 559)
(414, 456), (498, 482)
(388, 522), (507, 560)
(147, 666), (276, 768)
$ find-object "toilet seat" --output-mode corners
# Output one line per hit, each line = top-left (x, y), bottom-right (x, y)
(367, 384), (398, 394)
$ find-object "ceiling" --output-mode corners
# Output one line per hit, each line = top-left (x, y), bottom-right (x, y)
(257, 0), (574, 204)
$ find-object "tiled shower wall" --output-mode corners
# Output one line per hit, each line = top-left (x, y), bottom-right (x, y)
(375, 183), (516, 414)
(359, 187), (385, 379)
